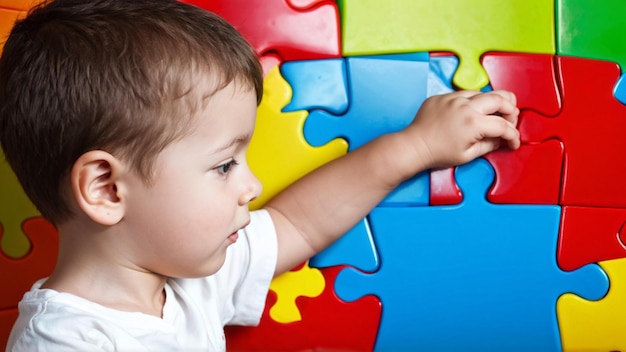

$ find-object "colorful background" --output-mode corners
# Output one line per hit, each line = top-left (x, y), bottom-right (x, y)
(2, 0), (626, 350)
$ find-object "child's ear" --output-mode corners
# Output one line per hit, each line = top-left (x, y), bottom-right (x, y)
(70, 150), (126, 225)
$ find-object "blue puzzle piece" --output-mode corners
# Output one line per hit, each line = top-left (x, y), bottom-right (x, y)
(309, 217), (379, 272)
(303, 52), (430, 207)
(281, 58), (349, 115)
(334, 158), (609, 352)
(428, 55), (458, 97)
(303, 52), (429, 150)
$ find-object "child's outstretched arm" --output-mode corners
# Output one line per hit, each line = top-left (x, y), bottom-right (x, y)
(264, 90), (520, 276)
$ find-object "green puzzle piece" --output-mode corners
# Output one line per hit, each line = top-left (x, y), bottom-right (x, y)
(557, 0), (626, 70)
(339, 0), (555, 90)
(0, 148), (38, 258)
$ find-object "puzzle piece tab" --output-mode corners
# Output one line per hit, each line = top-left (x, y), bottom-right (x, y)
(247, 66), (347, 209)
(558, 258), (626, 352)
(335, 158), (608, 351)
(339, 0), (555, 89)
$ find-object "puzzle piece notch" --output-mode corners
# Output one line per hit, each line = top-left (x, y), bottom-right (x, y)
(340, 0), (555, 90)
(519, 56), (626, 208)
(335, 158), (608, 351)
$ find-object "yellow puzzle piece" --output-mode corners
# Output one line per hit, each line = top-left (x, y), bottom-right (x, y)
(247, 65), (348, 209)
(557, 258), (626, 352)
(269, 262), (325, 323)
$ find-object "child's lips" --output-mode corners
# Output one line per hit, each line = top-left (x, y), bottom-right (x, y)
(228, 220), (249, 243)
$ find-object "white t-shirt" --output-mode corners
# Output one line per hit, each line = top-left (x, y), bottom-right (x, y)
(6, 210), (278, 352)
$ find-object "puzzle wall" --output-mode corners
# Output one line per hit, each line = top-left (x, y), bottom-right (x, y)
(1, 0), (626, 350)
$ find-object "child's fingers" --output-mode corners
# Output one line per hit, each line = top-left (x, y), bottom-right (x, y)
(469, 90), (519, 125)
(479, 115), (521, 150)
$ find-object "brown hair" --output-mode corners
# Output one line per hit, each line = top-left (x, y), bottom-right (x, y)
(0, 0), (263, 224)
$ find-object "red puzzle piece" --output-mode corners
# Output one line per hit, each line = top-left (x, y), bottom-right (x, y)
(430, 140), (564, 205)
(430, 52), (564, 206)
(0, 217), (57, 310)
(558, 206), (626, 271)
(481, 52), (561, 116)
(225, 266), (381, 351)
(0, 308), (18, 352)
(181, 0), (341, 61)
(484, 140), (563, 204)
(519, 56), (626, 208)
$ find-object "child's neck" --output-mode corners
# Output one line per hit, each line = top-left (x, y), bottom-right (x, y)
(42, 221), (168, 318)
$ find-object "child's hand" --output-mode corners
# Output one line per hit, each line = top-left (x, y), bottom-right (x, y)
(402, 89), (520, 170)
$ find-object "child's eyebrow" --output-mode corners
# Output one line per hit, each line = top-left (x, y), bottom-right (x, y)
(213, 134), (251, 153)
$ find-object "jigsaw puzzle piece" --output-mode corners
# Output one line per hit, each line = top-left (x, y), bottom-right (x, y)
(557, 0), (626, 73)
(557, 258), (626, 352)
(339, 0), (555, 90)
(269, 262), (324, 323)
(182, 0), (340, 61)
(0, 149), (40, 258)
(335, 158), (608, 351)
(247, 65), (347, 209)
(519, 56), (626, 208)
(303, 52), (429, 150)
(558, 206), (626, 271)
(482, 52), (561, 116)
(309, 217), (379, 273)
(0, 217), (57, 310)
(225, 266), (381, 351)
(484, 140), (564, 204)
(303, 53), (430, 207)
(281, 58), (349, 115)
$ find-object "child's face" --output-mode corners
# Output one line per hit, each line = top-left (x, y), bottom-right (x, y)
(121, 81), (261, 278)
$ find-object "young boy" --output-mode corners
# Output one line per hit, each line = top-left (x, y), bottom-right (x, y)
(0, 0), (520, 350)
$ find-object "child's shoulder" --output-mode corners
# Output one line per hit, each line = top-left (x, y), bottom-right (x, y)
(8, 284), (161, 351)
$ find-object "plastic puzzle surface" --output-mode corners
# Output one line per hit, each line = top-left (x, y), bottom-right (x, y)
(2, 0), (626, 351)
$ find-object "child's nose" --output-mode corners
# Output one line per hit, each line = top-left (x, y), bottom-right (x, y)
(239, 167), (262, 206)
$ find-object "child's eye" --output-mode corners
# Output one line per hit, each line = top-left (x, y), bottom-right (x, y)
(215, 159), (239, 175)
